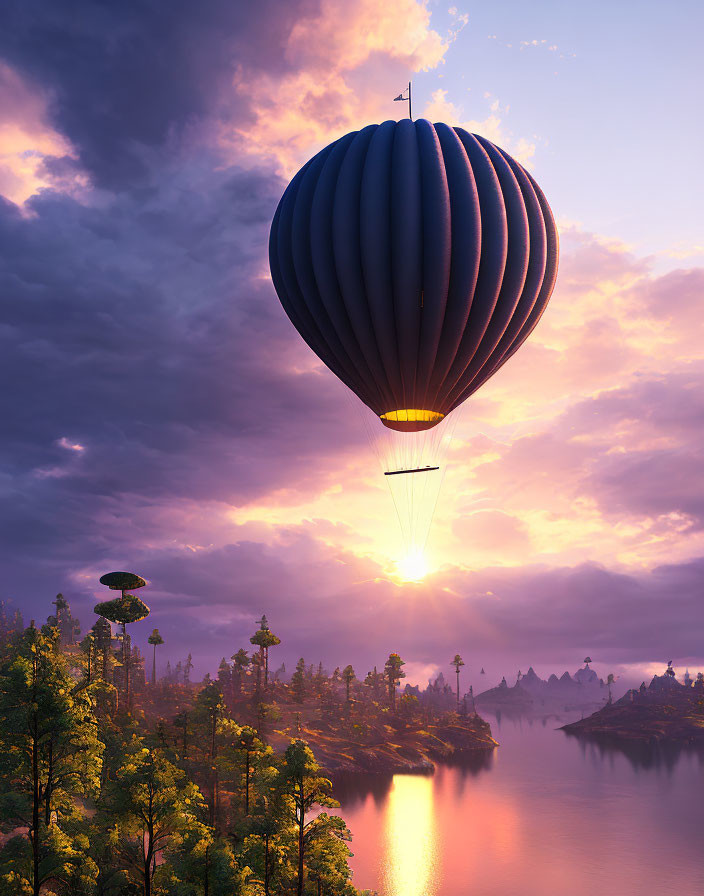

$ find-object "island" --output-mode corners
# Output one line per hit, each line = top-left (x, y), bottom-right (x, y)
(269, 711), (497, 775)
(562, 663), (704, 745)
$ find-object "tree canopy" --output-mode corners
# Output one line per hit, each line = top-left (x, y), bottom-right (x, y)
(94, 594), (150, 625)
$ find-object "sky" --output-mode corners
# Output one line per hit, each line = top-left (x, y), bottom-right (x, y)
(1, 0), (703, 690)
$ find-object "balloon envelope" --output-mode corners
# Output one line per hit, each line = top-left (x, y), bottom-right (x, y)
(269, 119), (558, 431)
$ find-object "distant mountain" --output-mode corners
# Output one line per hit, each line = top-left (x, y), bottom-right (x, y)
(476, 664), (608, 712)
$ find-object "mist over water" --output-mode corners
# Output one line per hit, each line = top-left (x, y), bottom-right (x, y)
(334, 712), (704, 896)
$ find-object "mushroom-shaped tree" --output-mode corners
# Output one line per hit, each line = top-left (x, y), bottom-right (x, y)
(95, 572), (149, 708)
(148, 628), (164, 685)
(250, 615), (281, 690)
(583, 656), (592, 668)
(451, 654), (465, 708)
(99, 571), (147, 593)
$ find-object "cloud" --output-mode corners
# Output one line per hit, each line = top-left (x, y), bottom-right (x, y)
(423, 89), (536, 165)
(0, 62), (79, 204)
(54, 529), (704, 680)
(453, 510), (532, 560)
(0, 0), (324, 190)
(1, 0), (704, 686)
(224, 0), (447, 175)
(0, 0), (447, 194)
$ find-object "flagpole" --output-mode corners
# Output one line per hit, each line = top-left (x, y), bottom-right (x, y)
(393, 82), (413, 121)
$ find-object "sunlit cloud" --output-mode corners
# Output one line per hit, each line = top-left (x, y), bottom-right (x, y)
(423, 88), (536, 165)
(57, 437), (85, 452)
(0, 62), (81, 205)
(224, 0), (448, 176)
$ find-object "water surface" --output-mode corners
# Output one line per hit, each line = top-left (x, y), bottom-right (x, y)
(334, 712), (704, 895)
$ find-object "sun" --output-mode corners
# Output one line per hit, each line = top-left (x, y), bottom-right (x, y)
(395, 550), (429, 583)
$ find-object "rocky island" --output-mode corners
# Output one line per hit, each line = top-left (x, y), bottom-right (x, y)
(270, 711), (497, 775)
(563, 663), (704, 745)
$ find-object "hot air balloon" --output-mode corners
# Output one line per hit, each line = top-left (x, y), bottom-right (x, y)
(269, 119), (558, 571)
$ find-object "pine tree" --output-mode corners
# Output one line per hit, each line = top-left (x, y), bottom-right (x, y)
(384, 654), (406, 711)
(291, 658), (306, 704)
(100, 738), (205, 896)
(250, 616), (281, 690)
(342, 665), (356, 706)
(231, 649), (250, 694)
(279, 740), (339, 896)
(194, 682), (225, 827)
(451, 654), (465, 708)
(306, 813), (358, 896)
(0, 625), (103, 895)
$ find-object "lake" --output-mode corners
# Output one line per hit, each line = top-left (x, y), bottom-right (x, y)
(333, 711), (704, 896)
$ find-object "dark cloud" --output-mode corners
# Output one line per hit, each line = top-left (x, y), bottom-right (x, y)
(563, 370), (704, 526)
(0, 0), (318, 188)
(2, 1), (704, 687)
(0, 157), (366, 611)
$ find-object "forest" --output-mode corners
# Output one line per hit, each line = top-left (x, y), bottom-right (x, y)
(0, 590), (484, 896)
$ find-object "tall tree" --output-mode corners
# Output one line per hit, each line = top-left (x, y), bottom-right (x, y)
(250, 615), (281, 690)
(305, 814), (358, 896)
(173, 710), (192, 767)
(342, 665), (355, 706)
(95, 574), (150, 709)
(194, 682), (225, 827)
(147, 628), (164, 686)
(231, 649), (250, 695)
(0, 626), (103, 896)
(92, 616), (113, 681)
(79, 630), (96, 683)
(158, 827), (244, 896)
(217, 722), (269, 818)
(365, 666), (382, 701)
(103, 738), (204, 896)
(384, 654), (406, 711)
(451, 654), (465, 708)
(291, 658), (306, 704)
(279, 740), (338, 896)
(607, 672), (615, 704)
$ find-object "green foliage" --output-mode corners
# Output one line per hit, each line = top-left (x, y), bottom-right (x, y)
(99, 571), (147, 591)
(291, 658), (306, 704)
(148, 628), (164, 647)
(0, 606), (378, 896)
(279, 740), (343, 896)
(94, 594), (150, 625)
(231, 649), (250, 694)
(305, 813), (358, 896)
(97, 738), (205, 895)
(384, 653), (406, 710)
(399, 693), (420, 721)
(0, 626), (103, 895)
(250, 629), (281, 650)
(158, 830), (249, 896)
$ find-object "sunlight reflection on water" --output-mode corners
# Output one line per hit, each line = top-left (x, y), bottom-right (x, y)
(381, 775), (438, 896)
(337, 714), (704, 896)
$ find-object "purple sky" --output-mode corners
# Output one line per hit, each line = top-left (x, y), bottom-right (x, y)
(1, 0), (702, 689)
